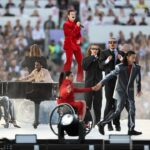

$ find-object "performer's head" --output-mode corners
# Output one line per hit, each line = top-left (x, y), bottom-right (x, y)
(59, 71), (73, 87)
(67, 9), (76, 22)
(29, 44), (41, 57)
(108, 38), (117, 49)
(121, 43), (130, 53)
(86, 43), (101, 57)
(34, 60), (42, 72)
(123, 50), (136, 65)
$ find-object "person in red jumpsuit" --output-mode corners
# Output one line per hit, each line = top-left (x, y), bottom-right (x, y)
(57, 71), (96, 121)
(63, 9), (83, 82)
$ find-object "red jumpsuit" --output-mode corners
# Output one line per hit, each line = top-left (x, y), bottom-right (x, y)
(57, 79), (92, 117)
(63, 19), (83, 82)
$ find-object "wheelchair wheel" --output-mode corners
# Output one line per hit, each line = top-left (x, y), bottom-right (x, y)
(84, 108), (94, 135)
(49, 103), (76, 135)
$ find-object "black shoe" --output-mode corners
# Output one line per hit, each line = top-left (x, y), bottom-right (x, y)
(13, 124), (21, 128)
(108, 124), (113, 131)
(115, 125), (121, 131)
(97, 122), (105, 135)
(9, 120), (13, 123)
(33, 123), (39, 129)
(128, 130), (142, 136)
(12, 121), (21, 128)
(4, 123), (9, 128)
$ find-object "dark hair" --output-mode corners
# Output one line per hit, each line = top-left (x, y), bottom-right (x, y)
(123, 50), (136, 66)
(59, 71), (72, 88)
(67, 9), (75, 15)
(35, 60), (42, 66)
(86, 43), (101, 56)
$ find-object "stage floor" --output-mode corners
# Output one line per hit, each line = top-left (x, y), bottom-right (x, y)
(0, 119), (149, 141)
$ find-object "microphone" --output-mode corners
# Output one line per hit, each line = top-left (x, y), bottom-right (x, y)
(75, 20), (84, 28)
(80, 24), (84, 28)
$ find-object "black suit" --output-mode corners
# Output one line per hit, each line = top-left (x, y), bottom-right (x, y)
(82, 56), (103, 124)
(99, 49), (124, 127)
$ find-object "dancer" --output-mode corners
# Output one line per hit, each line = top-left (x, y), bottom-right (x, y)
(96, 51), (142, 135)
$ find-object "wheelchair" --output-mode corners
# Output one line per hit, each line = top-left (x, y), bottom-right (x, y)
(49, 103), (93, 142)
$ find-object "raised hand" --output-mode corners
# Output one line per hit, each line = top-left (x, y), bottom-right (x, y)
(136, 91), (143, 97)
(77, 39), (81, 45)
(76, 21), (81, 27)
(117, 54), (123, 61)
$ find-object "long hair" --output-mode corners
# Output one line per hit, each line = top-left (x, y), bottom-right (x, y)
(123, 50), (136, 66)
(86, 43), (101, 57)
(59, 71), (72, 88)
(29, 44), (41, 57)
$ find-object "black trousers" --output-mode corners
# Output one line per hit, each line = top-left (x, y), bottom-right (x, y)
(104, 78), (120, 126)
(85, 90), (102, 124)
(101, 97), (135, 131)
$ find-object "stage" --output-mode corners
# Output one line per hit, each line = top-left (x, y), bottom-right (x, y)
(0, 119), (150, 150)
(0, 119), (149, 141)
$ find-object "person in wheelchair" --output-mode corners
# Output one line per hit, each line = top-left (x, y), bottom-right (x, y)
(0, 96), (20, 128)
(57, 71), (96, 121)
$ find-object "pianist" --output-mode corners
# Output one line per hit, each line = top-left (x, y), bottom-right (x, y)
(19, 60), (54, 128)
(20, 60), (54, 83)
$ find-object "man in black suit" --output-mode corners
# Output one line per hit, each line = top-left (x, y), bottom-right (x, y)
(99, 38), (124, 131)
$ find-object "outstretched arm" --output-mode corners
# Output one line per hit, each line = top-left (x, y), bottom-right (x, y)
(95, 65), (120, 91)
(100, 65), (120, 85)
(19, 71), (35, 81)
(74, 87), (92, 93)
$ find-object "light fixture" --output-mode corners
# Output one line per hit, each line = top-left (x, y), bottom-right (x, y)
(108, 134), (132, 150)
(59, 114), (80, 136)
(109, 134), (131, 144)
(58, 113), (85, 143)
(15, 134), (37, 144)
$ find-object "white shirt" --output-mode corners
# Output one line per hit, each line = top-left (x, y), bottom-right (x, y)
(105, 49), (123, 64)
(22, 68), (54, 83)
(32, 28), (45, 41)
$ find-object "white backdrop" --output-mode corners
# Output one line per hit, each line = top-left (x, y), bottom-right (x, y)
(89, 25), (150, 43)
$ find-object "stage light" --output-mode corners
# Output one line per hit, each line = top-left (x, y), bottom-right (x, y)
(108, 134), (132, 150)
(58, 113), (85, 143)
(144, 145), (150, 150)
(59, 114), (80, 136)
(109, 134), (131, 144)
(15, 134), (37, 144)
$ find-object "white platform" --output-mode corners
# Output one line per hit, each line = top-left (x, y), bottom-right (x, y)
(0, 119), (149, 141)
